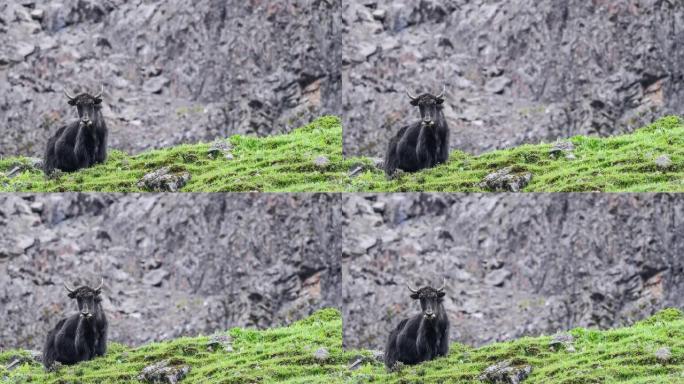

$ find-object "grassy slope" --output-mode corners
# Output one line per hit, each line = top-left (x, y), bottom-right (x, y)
(0, 309), (344, 384)
(2, 309), (682, 383)
(1, 116), (683, 192)
(0, 116), (351, 192)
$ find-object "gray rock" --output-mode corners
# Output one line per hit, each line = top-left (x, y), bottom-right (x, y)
(484, 77), (512, 94)
(143, 76), (170, 94)
(549, 334), (575, 352)
(479, 167), (532, 192)
(372, 9), (387, 21)
(138, 360), (190, 384)
(655, 347), (671, 363)
(313, 347), (330, 361)
(142, 269), (169, 287)
(30, 9), (45, 20)
(15, 43), (35, 59)
(137, 167), (191, 192)
(484, 269), (511, 287)
(207, 140), (233, 160)
(314, 156), (330, 169)
(655, 155), (672, 170)
(549, 141), (575, 158)
(478, 360), (532, 384)
(207, 334), (233, 352)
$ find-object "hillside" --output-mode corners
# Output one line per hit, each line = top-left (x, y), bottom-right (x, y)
(1, 116), (683, 192)
(0, 116), (350, 192)
(1, 309), (682, 383)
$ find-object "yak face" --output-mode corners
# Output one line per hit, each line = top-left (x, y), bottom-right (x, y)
(64, 87), (103, 128)
(64, 280), (103, 320)
(407, 88), (445, 127)
(408, 285), (445, 322)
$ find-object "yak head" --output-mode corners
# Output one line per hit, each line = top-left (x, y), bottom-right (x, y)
(406, 86), (445, 128)
(64, 86), (103, 128)
(407, 280), (445, 321)
(64, 279), (103, 320)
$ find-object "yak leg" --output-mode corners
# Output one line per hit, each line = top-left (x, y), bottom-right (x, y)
(74, 318), (93, 361)
(95, 131), (107, 164)
(74, 125), (93, 167)
(437, 326), (449, 357)
(384, 135), (400, 177)
(94, 323), (107, 357)
(436, 128), (449, 165)
(416, 127), (433, 169)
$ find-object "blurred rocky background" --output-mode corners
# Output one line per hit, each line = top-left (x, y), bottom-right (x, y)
(342, 194), (684, 349)
(0, 193), (341, 350)
(343, 0), (684, 157)
(0, 0), (341, 157)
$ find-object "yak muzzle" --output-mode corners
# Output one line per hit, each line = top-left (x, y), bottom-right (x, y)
(421, 119), (435, 127)
(424, 311), (436, 320)
(80, 117), (93, 127)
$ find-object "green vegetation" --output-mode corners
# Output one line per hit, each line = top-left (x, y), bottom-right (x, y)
(344, 308), (684, 383)
(2, 116), (683, 192)
(0, 308), (344, 384)
(0, 116), (352, 192)
(2, 309), (683, 383)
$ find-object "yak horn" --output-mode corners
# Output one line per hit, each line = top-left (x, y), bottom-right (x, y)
(435, 85), (446, 99)
(406, 89), (418, 101)
(93, 278), (104, 292)
(63, 88), (76, 100)
(64, 282), (76, 293)
(93, 85), (104, 99)
(407, 283), (420, 293)
(435, 278), (446, 292)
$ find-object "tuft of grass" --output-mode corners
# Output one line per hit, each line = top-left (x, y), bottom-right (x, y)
(2, 115), (683, 192)
(0, 308), (344, 384)
(0, 116), (354, 192)
(2, 309), (683, 383)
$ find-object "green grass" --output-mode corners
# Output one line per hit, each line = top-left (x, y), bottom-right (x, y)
(343, 308), (684, 383)
(0, 116), (352, 192)
(2, 309), (683, 383)
(2, 115), (684, 192)
(0, 308), (344, 384)
(346, 115), (684, 192)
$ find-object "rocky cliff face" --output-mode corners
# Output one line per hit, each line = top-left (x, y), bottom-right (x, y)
(0, 0), (341, 157)
(0, 193), (341, 350)
(343, 0), (684, 156)
(342, 194), (684, 349)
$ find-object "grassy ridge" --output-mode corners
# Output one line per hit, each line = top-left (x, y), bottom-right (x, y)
(1, 309), (682, 383)
(1, 116), (683, 192)
(0, 309), (344, 384)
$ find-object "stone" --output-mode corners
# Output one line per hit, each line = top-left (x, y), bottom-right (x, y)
(138, 360), (190, 384)
(549, 333), (575, 352)
(15, 43), (35, 59)
(207, 334), (233, 352)
(484, 76), (512, 94)
(313, 347), (329, 361)
(655, 155), (672, 170)
(142, 269), (169, 287)
(313, 156), (330, 169)
(484, 269), (511, 287)
(30, 9), (45, 20)
(479, 360), (532, 384)
(549, 141), (575, 158)
(479, 167), (533, 192)
(372, 9), (387, 21)
(207, 140), (233, 160)
(137, 167), (191, 192)
(142, 76), (170, 94)
(655, 347), (671, 363)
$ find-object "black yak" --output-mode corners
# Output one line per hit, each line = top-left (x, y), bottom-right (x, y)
(43, 279), (108, 370)
(384, 87), (449, 177)
(43, 86), (108, 175)
(384, 281), (449, 369)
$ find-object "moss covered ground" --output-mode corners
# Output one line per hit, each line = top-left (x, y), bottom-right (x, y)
(1, 116), (683, 192)
(2, 309), (683, 383)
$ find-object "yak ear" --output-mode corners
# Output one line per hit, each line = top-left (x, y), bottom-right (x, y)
(67, 99), (77, 106)
(410, 292), (420, 300)
(67, 291), (77, 299)
(436, 97), (444, 105)
(94, 98), (102, 105)
(437, 291), (445, 298)
(410, 99), (419, 106)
